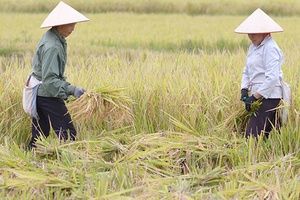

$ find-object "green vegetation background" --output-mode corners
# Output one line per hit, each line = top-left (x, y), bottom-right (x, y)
(1, 0), (300, 15)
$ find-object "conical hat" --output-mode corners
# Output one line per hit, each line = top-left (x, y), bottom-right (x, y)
(234, 8), (283, 34)
(40, 1), (89, 28)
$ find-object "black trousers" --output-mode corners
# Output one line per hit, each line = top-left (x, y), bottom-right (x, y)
(246, 98), (281, 139)
(29, 96), (77, 148)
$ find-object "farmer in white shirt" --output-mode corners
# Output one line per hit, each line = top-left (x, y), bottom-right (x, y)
(235, 8), (284, 139)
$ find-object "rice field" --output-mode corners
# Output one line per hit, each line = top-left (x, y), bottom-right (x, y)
(0, 1), (300, 199)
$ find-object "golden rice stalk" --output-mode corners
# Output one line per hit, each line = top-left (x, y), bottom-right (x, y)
(220, 100), (262, 134)
(67, 86), (134, 127)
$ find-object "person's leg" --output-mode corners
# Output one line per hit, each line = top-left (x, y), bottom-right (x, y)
(29, 96), (51, 149)
(262, 99), (281, 139)
(38, 97), (77, 141)
(29, 96), (77, 149)
(245, 98), (281, 139)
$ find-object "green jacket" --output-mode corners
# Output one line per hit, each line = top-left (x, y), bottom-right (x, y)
(32, 27), (76, 100)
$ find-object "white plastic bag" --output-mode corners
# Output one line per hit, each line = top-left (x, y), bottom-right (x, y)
(22, 75), (42, 119)
(280, 80), (291, 124)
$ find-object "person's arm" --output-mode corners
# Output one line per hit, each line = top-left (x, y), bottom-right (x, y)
(41, 47), (75, 99)
(241, 65), (250, 90)
(256, 46), (282, 98)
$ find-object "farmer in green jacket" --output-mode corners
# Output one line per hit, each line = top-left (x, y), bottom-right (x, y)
(28, 1), (89, 149)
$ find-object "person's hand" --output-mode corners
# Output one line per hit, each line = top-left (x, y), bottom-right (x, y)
(244, 95), (258, 112)
(74, 87), (86, 98)
(240, 89), (249, 101)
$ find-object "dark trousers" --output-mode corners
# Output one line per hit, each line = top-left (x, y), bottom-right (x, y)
(29, 96), (77, 148)
(246, 98), (281, 139)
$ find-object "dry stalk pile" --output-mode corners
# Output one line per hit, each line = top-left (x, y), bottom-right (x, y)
(67, 86), (134, 127)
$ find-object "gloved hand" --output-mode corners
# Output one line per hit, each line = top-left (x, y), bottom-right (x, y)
(240, 89), (249, 101)
(244, 95), (258, 112)
(74, 87), (86, 98)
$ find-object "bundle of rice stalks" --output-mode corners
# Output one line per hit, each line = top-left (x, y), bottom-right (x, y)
(67, 86), (134, 127)
(219, 100), (262, 134)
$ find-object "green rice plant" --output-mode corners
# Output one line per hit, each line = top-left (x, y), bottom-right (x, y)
(218, 153), (300, 199)
(0, 55), (32, 145)
(1, 0), (300, 16)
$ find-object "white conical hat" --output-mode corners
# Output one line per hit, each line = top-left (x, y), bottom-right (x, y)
(234, 8), (283, 34)
(40, 1), (89, 28)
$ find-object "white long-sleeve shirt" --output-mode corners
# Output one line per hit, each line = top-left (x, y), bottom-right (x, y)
(241, 35), (283, 99)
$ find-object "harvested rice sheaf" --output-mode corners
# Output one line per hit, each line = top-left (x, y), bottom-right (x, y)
(221, 100), (262, 134)
(67, 86), (134, 127)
